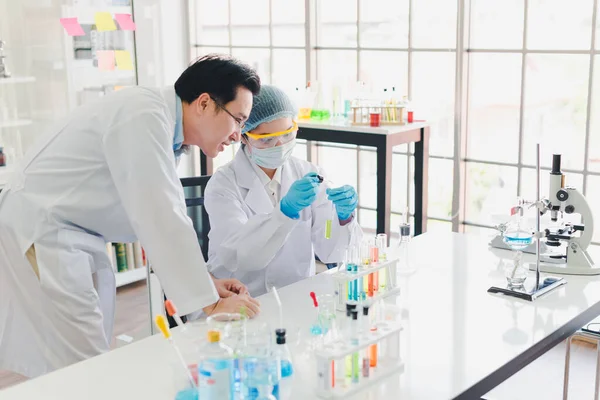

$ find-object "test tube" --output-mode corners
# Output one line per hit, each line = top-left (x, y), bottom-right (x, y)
(325, 202), (334, 239)
(370, 238), (379, 294)
(351, 310), (360, 384)
(344, 304), (356, 381)
(377, 234), (388, 290)
(350, 245), (363, 300)
(362, 306), (370, 378)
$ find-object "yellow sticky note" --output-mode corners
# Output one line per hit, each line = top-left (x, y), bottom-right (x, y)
(94, 12), (117, 31)
(115, 50), (134, 70)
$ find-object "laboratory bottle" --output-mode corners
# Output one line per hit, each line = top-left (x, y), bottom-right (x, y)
(198, 330), (234, 400)
(272, 329), (294, 400)
(0, 147), (5, 167)
(397, 223), (412, 273)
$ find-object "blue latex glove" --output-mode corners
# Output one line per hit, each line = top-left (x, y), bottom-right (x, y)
(280, 172), (320, 219)
(326, 185), (358, 221)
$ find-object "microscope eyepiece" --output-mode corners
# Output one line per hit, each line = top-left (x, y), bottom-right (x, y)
(551, 154), (562, 175)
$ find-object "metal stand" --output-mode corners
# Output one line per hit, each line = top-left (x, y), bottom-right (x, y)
(488, 144), (567, 301)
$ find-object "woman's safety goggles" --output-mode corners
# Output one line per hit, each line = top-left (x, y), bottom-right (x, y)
(244, 121), (298, 149)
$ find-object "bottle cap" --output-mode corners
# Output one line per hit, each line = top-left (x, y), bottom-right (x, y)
(400, 223), (411, 237)
(351, 310), (358, 320)
(363, 306), (369, 316)
(276, 328), (286, 345)
(346, 303), (356, 316)
(207, 330), (220, 343)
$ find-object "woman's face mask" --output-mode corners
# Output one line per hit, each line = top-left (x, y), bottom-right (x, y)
(247, 139), (296, 169)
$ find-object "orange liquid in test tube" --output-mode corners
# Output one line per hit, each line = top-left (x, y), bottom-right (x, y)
(368, 273), (374, 297)
(370, 327), (378, 367)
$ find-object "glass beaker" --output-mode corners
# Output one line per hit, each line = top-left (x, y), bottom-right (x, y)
(206, 312), (248, 354)
(502, 215), (533, 287)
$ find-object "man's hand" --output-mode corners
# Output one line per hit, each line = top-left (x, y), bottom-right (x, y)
(212, 277), (249, 298)
(202, 294), (261, 318)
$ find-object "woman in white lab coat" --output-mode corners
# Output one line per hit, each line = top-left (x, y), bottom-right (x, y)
(205, 85), (362, 297)
(0, 54), (261, 378)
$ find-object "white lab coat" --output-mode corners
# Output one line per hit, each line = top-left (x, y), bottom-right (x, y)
(205, 149), (361, 297)
(0, 86), (218, 378)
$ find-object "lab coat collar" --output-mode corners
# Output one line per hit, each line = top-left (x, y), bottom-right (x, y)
(233, 149), (275, 215)
(158, 86), (178, 141)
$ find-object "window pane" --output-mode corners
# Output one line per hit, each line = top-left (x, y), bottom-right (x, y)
(231, 48), (271, 84)
(359, 208), (377, 232)
(522, 54), (589, 170)
(273, 25), (305, 47)
(272, 0), (305, 24)
(317, 0), (357, 47)
(465, 162), (518, 226)
(230, 0), (269, 25)
(467, 53), (522, 163)
(428, 158), (454, 219)
(358, 148), (377, 210)
(316, 146), (358, 189)
(359, 51), (408, 91)
(411, 0), (457, 48)
(359, 0), (409, 48)
(195, 0), (229, 26)
(317, 50), (357, 85)
(587, 55), (600, 172)
(195, 26), (229, 46)
(469, 0), (524, 49)
(412, 52), (455, 158)
(586, 176), (600, 242)
(520, 168), (583, 204)
(272, 49), (306, 89)
(272, 0), (305, 46)
(527, 0), (593, 50)
(231, 27), (270, 47)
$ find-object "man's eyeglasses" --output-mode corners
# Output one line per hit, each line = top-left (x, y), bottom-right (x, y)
(210, 96), (245, 130)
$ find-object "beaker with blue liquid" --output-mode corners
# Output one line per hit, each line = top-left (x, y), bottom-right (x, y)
(502, 207), (533, 286)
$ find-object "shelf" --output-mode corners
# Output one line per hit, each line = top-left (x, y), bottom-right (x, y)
(0, 119), (33, 128)
(0, 76), (36, 85)
(0, 166), (13, 188)
(115, 266), (147, 288)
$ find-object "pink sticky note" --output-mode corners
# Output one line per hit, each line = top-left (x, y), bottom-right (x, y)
(115, 13), (136, 31)
(97, 50), (115, 71)
(60, 17), (85, 36)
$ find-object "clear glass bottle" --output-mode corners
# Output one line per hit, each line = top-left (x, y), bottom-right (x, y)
(198, 330), (234, 400)
(272, 329), (294, 400)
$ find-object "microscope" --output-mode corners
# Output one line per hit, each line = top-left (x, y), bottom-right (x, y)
(490, 154), (597, 275)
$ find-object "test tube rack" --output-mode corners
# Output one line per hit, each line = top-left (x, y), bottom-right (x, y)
(332, 257), (401, 311)
(350, 105), (406, 126)
(314, 320), (404, 398)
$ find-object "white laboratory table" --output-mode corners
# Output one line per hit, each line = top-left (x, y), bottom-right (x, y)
(3, 232), (600, 399)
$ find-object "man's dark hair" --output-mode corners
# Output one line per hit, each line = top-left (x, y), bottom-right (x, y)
(175, 54), (261, 105)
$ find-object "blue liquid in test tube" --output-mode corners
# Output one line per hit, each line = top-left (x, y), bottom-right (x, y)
(347, 264), (353, 301)
(352, 264), (358, 301)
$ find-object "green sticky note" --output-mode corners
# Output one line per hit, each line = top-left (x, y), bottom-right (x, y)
(95, 12), (117, 31)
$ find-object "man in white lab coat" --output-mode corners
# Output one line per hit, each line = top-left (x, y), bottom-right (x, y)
(0, 54), (260, 378)
(205, 85), (362, 297)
